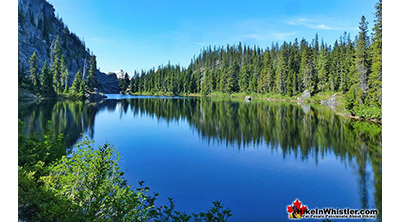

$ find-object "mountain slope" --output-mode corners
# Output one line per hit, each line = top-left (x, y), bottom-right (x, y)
(18, 0), (119, 93)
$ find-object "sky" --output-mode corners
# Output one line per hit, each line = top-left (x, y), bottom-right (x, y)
(47, 0), (377, 75)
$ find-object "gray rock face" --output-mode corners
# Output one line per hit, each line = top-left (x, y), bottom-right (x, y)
(321, 94), (337, 109)
(18, 88), (39, 101)
(18, 0), (119, 93)
(301, 90), (311, 100)
(97, 71), (120, 93)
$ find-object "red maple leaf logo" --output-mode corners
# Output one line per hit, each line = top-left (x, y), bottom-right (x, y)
(287, 199), (308, 219)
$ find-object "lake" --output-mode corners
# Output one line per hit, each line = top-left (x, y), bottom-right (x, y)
(18, 95), (382, 221)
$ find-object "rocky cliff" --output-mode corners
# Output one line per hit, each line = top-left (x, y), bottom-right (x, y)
(18, 0), (119, 93)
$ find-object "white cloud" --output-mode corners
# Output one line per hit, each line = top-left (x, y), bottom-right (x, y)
(285, 17), (353, 31)
(270, 32), (296, 40)
(241, 33), (264, 41)
(287, 18), (311, 25)
(314, 24), (334, 30)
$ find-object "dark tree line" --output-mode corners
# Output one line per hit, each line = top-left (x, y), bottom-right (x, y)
(127, 0), (381, 118)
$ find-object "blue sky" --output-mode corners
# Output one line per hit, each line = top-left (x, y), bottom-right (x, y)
(47, 0), (377, 74)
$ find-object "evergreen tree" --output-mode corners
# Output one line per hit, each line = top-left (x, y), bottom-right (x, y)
(51, 36), (64, 93)
(249, 49), (260, 93)
(201, 69), (212, 95)
(60, 57), (69, 92)
(71, 70), (83, 93)
(258, 50), (270, 93)
(238, 63), (250, 93)
(341, 33), (355, 93)
(367, 0), (382, 107)
(51, 36), (62, 62)
(275, 43), (288, 94)
(355, 16), (370, 93)
(289, 39), (300, 94)
(119, 72), (130, 92)
(317, 43), (329, 92)
(345, 16), (370, 113)
(28, 51), (39, 89)
(84, 55), (98, 91)
(300, 42), (315, 93)
(330, 40), (340, 91)
(129, 77), (136, 93)
(40, 60), (55, 96)
(229, 57), (240, 92)
(346, 16), (370, 111)
(62, 68), (69, 93)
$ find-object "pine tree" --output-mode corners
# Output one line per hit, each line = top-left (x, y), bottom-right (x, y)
(51, 36), (64, 93)
(201, 69), (212, 95)
(238, 63), (250, 93)
(60, 57), (69, 92)
(289, 39), (300, 94)
(317, 43), (329, 92)
(300, 42), (315, 94)
(119, 72), (130, 92)
(275, 43), (288, 94)
(62, 68), (69, 93)
(28, 51), (39, 89)
(331, 40), (340, 91)
(345, 16), (370, 113)
(129, 77), (136, 93)
(40, 60), (55, 96)
(286, 70), (296, 96)
(351, 16), (370, 106)
(258, 50), (273, 94)
(229, 57), (240, 92)
(355, 16), (370, 93)
(249, 49), (260, 93)
(341, 33), (355, 93)
(84, 55), (98, 91)
(367, 0), (382, 107)
(71, 70), (83, 93)
(51, 36), (62, 62)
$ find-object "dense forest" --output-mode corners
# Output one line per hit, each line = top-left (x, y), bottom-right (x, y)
(121, 0), (382, 119)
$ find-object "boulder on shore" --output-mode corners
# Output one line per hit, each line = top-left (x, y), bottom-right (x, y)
(86, 92), (107, 103)
(321, 94), (337, 108)
(301, 90), (311, 100)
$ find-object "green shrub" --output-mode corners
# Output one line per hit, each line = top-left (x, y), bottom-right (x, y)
(353, 105), (382, 119)
(18, 121), (232, 221)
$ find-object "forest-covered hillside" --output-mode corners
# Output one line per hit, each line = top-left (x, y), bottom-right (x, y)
(18, 0), (120, 93)
(123, 0), (382, 119)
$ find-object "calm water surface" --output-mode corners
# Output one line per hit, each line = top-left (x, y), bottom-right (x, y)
(19, 95), (382, 221)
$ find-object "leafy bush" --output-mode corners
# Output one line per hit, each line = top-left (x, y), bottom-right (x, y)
(42, 139), (159, 221)
(18, 121), (232, 221)
(18, 120), (66, 168)
(353, 105), (382, 119)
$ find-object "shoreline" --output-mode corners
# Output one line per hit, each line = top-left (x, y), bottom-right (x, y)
(18, 89), (382, 124)
(127, 91), (382, 124)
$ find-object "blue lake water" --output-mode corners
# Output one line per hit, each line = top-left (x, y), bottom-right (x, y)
(19, 95), (382, 221)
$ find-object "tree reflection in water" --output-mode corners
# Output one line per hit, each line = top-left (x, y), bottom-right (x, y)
(19, 97), (382, 220)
